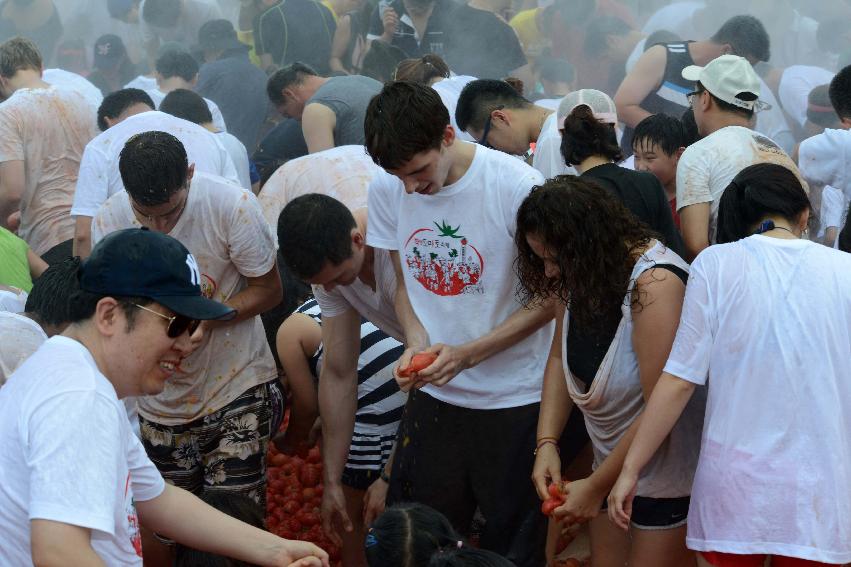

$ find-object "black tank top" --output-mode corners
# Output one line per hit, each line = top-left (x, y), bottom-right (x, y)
(622, 41), (696, 154)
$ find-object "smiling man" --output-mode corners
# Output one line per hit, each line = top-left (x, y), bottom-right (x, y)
(90, 132), (283, 533)
(362, 81), (555, 566)
(0, 228), (328, 566)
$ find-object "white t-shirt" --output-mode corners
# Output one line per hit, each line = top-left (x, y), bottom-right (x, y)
(0, 336), (165, 565)
(532, 112), (576, 179)
(259, 145), (380, 231)
(819, 185), (847, 239)
(124, 75), (158, 91)
(798, 128), (851, 203)
(0, 86), (99, 255)
(42, 69), (104, 117)
(215, 131), (251, 190)
(778, 66), (835, 128)
(676, 126), (803, 242)
(664, 236), (851, 562)
(0, 312), (46, 387)
(754, 78), (795, 156)
(533, 98), (561, 111)
(92, 172), (278, 425)
(71, 110), (239, 218)
(432, 75), (477, 143)
(0, 288), (28, 313)
(312, 247), (403, 341)
(146, 87), (228, 133)
(641, 0), (702, 38)
(367, 143), (552, 409)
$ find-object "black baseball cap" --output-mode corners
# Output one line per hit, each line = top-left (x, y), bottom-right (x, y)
(80, 228), (236, 321)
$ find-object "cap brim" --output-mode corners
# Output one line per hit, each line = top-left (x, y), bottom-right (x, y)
(155, 294), (237, 321)
(681, 65), (703, 82)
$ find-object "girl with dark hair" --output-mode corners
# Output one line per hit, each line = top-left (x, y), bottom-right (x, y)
(364, 503), (463, 567)
(609, 162), (851, 566)
(557, 89), (684, 257)
(517, 176), (702, 567)
(427, 547), (516, 566)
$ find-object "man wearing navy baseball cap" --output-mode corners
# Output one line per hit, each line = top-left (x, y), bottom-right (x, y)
(0, 228), (329, 566)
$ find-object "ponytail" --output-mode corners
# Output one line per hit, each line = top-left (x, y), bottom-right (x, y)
(560, 105), (622, 167)
(716, 163), (810, 244)
(394, 53), (450, 84)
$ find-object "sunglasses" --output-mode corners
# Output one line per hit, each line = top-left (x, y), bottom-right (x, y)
(478, 105), (504, 148)
(686, 89), (704, 106)
(133, 303), (201, 338)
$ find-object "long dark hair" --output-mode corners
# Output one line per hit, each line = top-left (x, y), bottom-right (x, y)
(428, 547), (516, 566)
(365, 504), (462, 567)
(515, 176), (656, 332)
(716, 163), (811, 244)
(560, 105), (622, 167)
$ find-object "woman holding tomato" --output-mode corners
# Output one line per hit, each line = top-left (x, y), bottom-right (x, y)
(608, 164), (851, 567)
(516, 176), (704, 567)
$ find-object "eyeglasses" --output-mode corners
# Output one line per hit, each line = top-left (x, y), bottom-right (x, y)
(686, 90), (703, 107)
(133, 303), (200, 338)
(478, 105), (504, 148)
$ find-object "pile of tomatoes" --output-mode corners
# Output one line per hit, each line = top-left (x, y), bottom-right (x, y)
(265, 440), (342, 565)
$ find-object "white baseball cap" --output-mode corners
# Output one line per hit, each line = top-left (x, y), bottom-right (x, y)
(557, 89), (618, 129)
(682, 54), (761, 110)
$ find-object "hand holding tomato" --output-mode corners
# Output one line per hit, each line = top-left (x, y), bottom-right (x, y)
(411, 343), (473, 387)
(394, 348), (436, 392)
(552, 477), (604, 526)
(541, 480), (566, 517)
(532, 442), (562, 501)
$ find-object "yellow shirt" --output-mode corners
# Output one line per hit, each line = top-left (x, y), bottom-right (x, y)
(322, 0), (338, 22)
(509, 8), (550, 58)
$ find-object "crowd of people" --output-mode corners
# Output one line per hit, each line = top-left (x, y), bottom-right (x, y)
(1, 0), (850, 566)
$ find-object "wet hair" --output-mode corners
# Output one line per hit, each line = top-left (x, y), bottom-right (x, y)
(365, 504), (463, 567)
(535, 57), (574, 87)
(807, 84), (840, 128)
(584, 16), (631, 57)
(515, 176), (656, 332)
(829, 65), (851, 120)
(560, 105), (622, 167)
(155, 49), (199, 82)
(632, 114), (689, 156)
(25, 257), (82, 327)
(428, 548), (516, 567)
(644, 29), (680, 50)
(266, 62), (319, 105)
(0, 36), (42, 78)
(277, 194), (357, 280)
(364, 81), (449, 170)
(160, 88), (214, 125)
(361, 41), (408, 83)
(394, 53), (450, 84)
(695, 81), (754, 120)
(97, 88), (156, 131)
(680, 108), (701, 144)
(142, 0), (181, 28)
(174, 492), (263, 567)
(118, 131), (189, 206)
(716, 163), (810, 244)
(455, 79), (532, 132)
(710, 15), (770, 63)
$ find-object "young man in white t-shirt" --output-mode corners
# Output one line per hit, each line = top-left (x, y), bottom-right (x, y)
(676, 55), (804, 259)
(0, 228), (329, 566)
(362, 81), (556, 566)
(90, 132), (283, 531)
(455, 78), (573, 179)
(71, 88), (239, 258)
(0, 38), (99, 262)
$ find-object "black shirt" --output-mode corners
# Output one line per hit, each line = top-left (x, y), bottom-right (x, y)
(443, 5), (527, 79)
(368, 0), (455, 58)
(580, 162), (685, 258)
(252, 118), (309, 185)
(197, 46), (270, 151)
(254, 0), (336, 73)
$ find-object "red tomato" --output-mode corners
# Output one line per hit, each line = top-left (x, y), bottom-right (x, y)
(282, 499), (300, 515)
(541, 498), (561, 516)
(280, 463), (296, 477)
(398, 352), (438, 377)
(314, 484), (324, 498)
(300, 464), (321, 488)
(548, 482), (565, 500)
(283, 518), (302, 533)
(271, 453), (288, 467)
(307, 446), (321, 464)
(302, 487), (316, 500)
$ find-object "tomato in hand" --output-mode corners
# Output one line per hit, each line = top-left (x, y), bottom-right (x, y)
(398, 352), (438, 378)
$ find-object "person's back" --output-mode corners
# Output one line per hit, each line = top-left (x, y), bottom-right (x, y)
(254, 0), (336, 73)
(442, 4), (526, 80)
(307, 74), (382, 146)
(0, 84), (97, 256)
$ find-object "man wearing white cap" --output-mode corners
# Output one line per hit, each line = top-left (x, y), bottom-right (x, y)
(676, 54), (805, 260)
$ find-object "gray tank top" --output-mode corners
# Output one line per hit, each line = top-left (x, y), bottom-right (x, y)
(307, 75), (383, 147)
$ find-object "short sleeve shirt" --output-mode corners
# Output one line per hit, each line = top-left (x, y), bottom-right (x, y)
(367, 0), (455, 57)
(91, 172), (278, 424)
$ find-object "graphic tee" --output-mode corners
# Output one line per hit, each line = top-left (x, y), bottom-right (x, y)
(0, 336), (165, 565)
(92, 172), (278, 424)
(367, 144), (552, 409)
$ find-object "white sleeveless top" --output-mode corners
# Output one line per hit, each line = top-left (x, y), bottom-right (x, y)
(562, 241), (705, 498)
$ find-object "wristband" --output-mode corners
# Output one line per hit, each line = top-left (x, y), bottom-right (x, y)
(534, 439), (560, 455)
(536, 436), (559, 444)
(380, 469), (391, 483)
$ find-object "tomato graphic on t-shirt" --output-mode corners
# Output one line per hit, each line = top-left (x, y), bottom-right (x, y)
(124, 474), (143, 557)
(404, 221), (484, 296)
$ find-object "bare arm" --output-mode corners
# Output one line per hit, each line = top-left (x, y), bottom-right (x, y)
(613, 44), (666, 129)
(137, 484), (330, 566)
(302, 103), (338, 154)
(30, 520), (105, 567)
(0, 160), (25, 231)
(27, 248), (48, 279)
(388, 250), (430, 388)
(73, 216), (92, 259)
(330, 15), (353, 73)
(679, 202), (711, 261)
(276, 313), (323, 453)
